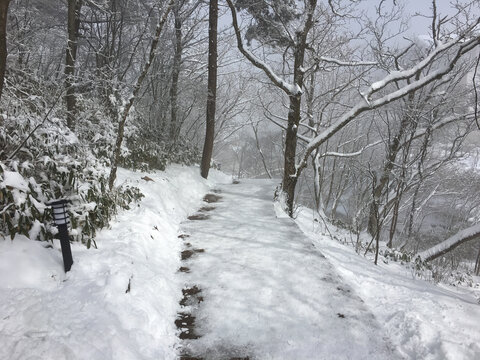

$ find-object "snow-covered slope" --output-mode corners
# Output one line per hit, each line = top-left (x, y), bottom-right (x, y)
(0, 165), (230, 360)
(296, 208), (480, 360)
(2, 170), (479, 360)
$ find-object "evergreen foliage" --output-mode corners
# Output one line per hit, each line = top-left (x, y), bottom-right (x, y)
(234, 0), (299, 47)
(0, 71), (198, 245)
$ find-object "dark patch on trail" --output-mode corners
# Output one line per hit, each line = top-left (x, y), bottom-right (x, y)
(180, 356), (249, 360)
(203, 193), (222, 203)
(176, 312), (201, 340)
(180, 286), (204, 307)
(181, 250), (194, 260)
(199, 206), (215, 212)
(181, 248), (205, 261)
(232, 180), (240, 184)
(188, 213), (210, 221)
(177, 205), (207, 358)
(177, 189), (249, 359)
(337, 286), (351, 294)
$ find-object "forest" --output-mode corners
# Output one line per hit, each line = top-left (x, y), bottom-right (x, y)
(1, 0), (479, 274)
(1, 1), (480, 359)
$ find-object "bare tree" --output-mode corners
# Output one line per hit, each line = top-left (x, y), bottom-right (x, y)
(108, 0), (174, 189)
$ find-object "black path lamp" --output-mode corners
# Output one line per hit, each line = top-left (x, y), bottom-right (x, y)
(47, 199), (73, 272)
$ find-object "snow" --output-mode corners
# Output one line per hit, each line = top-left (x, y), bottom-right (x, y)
(1, 170), (29, 191)
(180, 180), (399, 359)
(0, 165), (230, 360)
(2, 172), (479, 359)
(296, 207), (480, 360)
(0, 235), (63, 289)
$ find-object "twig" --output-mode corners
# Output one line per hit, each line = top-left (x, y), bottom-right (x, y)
(0, 203), (14, 215)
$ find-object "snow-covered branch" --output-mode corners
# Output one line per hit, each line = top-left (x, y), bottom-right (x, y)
(362, 20), (480, 101)
(295, 31), (480, 178)
(410, 113), (475, 142)
(417, 223), (480, 262)
(318, 56), (377, 67)
(298, 121), (318, 134)
(318, 140), (382, 158)
(264, 111), (311, 144)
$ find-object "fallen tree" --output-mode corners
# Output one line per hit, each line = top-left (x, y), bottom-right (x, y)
(417, 223), (480, 262)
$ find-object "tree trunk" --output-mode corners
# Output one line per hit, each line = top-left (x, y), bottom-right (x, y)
(388, 186), (402, 248)
(367, 103), (420, 236)
(65, 0), (82, 130)
(169, 4), (182, 140)
(200, 0), (217, 179)
(367, 129), (404, 236)
(225, 0), (317, 215)
(475, 244), (480, 275)
(0, 0), (10, 102)
(280, 0), (317, 216)
(252, 123), (272, 179)
(281, 22), (314, 215)
(282, 93), (301, 215)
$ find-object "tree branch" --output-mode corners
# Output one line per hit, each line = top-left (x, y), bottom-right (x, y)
(225, 0), (301, 96)
(318, 140), (382, 158)
(295, 32), (480, 179)
(417, 223), (480, 262)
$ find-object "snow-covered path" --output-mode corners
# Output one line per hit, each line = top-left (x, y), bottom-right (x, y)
(178, 179), (400, 359)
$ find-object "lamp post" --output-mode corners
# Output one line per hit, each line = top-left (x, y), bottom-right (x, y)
(47, 199), (73, 272)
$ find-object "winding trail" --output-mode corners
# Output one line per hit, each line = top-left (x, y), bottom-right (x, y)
(176, 179), (401, 360)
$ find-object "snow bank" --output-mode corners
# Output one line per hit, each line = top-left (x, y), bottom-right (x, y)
(0, 165), (230, 360)
(296, 207), (480, 360)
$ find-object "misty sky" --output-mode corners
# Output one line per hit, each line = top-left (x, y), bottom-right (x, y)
(371, 0), (472, 36)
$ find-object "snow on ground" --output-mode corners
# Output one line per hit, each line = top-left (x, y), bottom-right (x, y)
(180, 179), (400, 360)
(2, 169), (478, 360)
(0, 165), (230, 360)
(296, 208), (480, 360)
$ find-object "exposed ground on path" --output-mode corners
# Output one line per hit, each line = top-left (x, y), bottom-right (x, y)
(176, 180), (401, 360)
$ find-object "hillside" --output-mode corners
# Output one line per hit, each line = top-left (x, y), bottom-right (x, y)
(1, 167), (479, 359)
